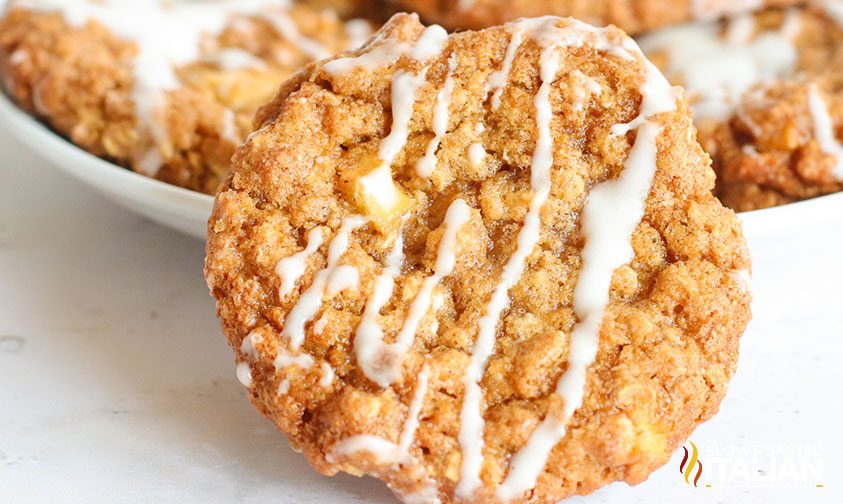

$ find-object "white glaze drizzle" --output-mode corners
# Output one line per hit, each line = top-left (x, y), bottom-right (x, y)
(325, 265), (360, 296)
(313, 313), (329, 335)
(274, 348), (315, 370)
(329, 365), (431, 463)
(732, 268), (752, 294)
(570, 70), (602, 111)
(457, 17), (571, 497)
(486, 26), (525, 111)
(815, 0), (843, 25)
(281, 216), (366, 349)
(235, 362), (253, 387)
(220, 109), (241, 144)
(807, 83), (843, 179)
(235, 330), (265, 387)
(429, 293), (445, 336)
(264, 11), (329, 61)
(204, 47), (267, 71)
(457, 0), (477, 12)
(356, 24), (448, 211)
(273, 346), (315, 396)
(344, 18), (374, 50)
(9, 49), (29, 65)
(638, 10), (801, 120)
(495, 37), (678, 503)
(324, 23), (447, 75)
(416, 54), (458, 178)
(319, 362), (335, 387)
(468, 143), (485, 168)
(240, 330), (264, 359)
(355, 200), (470, 387)
(278, 378), (291, 395)
(276, 227), (325, 298)
(691, 0), (763, 20)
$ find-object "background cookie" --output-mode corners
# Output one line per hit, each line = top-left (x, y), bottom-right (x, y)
(206, 12), (751, 503)
(640, 3), (843, 210)
(0, 0), (372, 194)
(392, 0), (801, 35)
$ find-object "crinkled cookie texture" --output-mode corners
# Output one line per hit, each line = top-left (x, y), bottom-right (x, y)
(205, 13), (751, 504)
(0, 0), (371, 194)
(394, 0), (800, 35)
(640, 3), (843, 210)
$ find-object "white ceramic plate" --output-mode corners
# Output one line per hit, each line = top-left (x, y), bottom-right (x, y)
(2, 87), (843, 241)
(0, 89), (214, 239)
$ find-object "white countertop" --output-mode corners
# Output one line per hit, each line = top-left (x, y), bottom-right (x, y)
(0, 124), (840, 503)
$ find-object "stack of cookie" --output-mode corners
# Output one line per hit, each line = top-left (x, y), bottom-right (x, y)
(2, 0), (830, 502)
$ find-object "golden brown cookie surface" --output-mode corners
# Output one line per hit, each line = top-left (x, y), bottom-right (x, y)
(640, 3), (843, 211)
(394, 0), (800, 35)
(0, 0), (372, 194)
(205, 13), (751, 503)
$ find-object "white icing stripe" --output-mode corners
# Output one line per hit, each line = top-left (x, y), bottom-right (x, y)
(807, 83), (843, 179)
(313, 313), (329, 335)
(273, 347), (315, 395)
(416, 54), (458, 178)
(221, 109), (240, 144)
(691, 0), (763, 20)
(816, 0), (843, 26)
(457, 0), (476, 12)
(638, 11), (800, 120)
(264, 11), (329, 60)
(276, 227), (324, 298)
(274, 349), (315, 370)
(496, 120), (666, 500)
(496, 41), (678, 502)
(356, 200), (470, 387)
(329, 365), (431, 463)
(456, 19), (563, 497)
(357, 25), (448, 209)
(486, 26), (525, 111)
(468, 143), (485, 168)
(354, 234), (404, 384)
(281, 216), (365, 349)
(9, 49), (28, 65)
(205, 47), (267, 71)
(732, 268), (752, 294)
(570, 70), (602, 111)
(16, 0), (318, 175)
(378, 70), (430, 165)
(235, 362), (253, 387)
(344, 18), (373, 50)
(324, 24), (447, 75)
(278, 378), (290, 395)
(240, 330), (264, 359)
(319, 362), (335, 387)
(325, 265), (359, 296)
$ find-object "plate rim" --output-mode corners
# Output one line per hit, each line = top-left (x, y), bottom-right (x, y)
(0, 89), (214, 214)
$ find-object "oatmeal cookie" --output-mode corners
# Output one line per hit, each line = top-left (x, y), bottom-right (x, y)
(393, 0), (800, 35)
(0, 0), (372, 194)
(205, 13), (751, 503)
(640, 2), (843, 210)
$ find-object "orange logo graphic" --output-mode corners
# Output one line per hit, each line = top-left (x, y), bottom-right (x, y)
(679, 441), (703, 487)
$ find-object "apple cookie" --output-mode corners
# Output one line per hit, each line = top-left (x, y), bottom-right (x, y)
(393, 0), (800, 35)
(0, 0), (372, 194)
(640, 2), (843, 210)
(205, 13), (751, 503)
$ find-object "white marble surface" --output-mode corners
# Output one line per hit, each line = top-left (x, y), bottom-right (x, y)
(0, 122), (840, 503)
